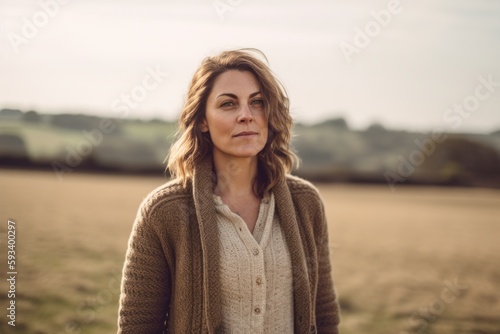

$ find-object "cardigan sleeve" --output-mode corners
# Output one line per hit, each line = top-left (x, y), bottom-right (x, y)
(118, 204), (171, 334)
(315, 199), (341, 333)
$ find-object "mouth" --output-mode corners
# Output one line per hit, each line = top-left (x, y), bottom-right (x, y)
(233, 131), (258, 137)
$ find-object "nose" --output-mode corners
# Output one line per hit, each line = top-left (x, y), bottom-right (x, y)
(237, 104), (253, 123)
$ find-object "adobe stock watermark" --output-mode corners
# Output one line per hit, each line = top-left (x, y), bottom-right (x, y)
(213, 0), (243, 20)
(110, 65), (169, 119)
(399, 277), (468, 334)
(339, 0), (404, 63)
(384, 130), (447, 192)
(51, 65), (169, 181)
(7, 0), (71, 54)
(384, 74), (500, 191)
(57, 269), (122, 334)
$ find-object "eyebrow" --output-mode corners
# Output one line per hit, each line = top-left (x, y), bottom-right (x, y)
(216, 91), (261, 99)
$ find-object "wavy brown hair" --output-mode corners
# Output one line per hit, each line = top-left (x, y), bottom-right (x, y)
(166, 48), (299, 197)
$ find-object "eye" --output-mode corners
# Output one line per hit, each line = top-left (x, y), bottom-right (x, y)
(220, 101), (236, 108)
(251, 99), (264, 107)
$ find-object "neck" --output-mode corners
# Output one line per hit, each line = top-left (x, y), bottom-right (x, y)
(212, 152), (258, 197)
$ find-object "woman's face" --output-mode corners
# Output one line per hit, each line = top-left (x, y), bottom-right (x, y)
(201, 70), (268, 161)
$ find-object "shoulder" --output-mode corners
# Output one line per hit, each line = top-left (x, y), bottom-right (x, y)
(285, 174), (325, 213)
(138, 178), (192, 218)
(285, 174), (322, 200)
(284, 175), (328, 239)
(286, 175), (324, 214)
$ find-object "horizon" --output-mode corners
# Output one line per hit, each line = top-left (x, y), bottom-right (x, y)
(4, 107), (500, 135)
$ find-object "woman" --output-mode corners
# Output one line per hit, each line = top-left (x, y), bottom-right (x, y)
(118, 49), (340, 333)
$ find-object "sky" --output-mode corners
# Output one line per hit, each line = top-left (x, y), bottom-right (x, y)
(1, 0), (499, 133)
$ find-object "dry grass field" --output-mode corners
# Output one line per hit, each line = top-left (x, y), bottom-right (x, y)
(1, 169), (499, 334)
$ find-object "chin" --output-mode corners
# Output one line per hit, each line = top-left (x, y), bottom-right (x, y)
(234, 151), (260, 158)
(214, 144), (265, 160)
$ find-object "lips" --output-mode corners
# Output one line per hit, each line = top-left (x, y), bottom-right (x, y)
(234, 131), (258, 137)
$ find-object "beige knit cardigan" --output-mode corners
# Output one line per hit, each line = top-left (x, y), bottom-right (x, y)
(118, 156), (340, 333)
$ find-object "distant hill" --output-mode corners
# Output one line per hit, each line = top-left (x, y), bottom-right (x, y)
(1, 109), (500, 188)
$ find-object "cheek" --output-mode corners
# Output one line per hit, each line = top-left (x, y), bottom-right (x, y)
(214, 117), (234, 134)
(262, 128), (269, 144)
(206, 114), (234, 140)
(259, 116), (269, 137)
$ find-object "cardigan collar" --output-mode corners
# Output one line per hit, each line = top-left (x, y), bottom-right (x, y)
(192, 155), (312, 332)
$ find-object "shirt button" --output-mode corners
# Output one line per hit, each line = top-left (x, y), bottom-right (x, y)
(253, 248), (259, 256)
(262, 198), (269, 204)
(256, 277), (262, 285)
(254, 307), (261, 314)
